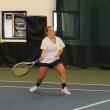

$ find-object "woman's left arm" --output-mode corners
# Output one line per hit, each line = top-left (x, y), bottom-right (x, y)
(55, 48), (64, 58)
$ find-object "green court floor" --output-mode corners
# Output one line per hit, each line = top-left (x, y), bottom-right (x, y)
(0, 67), (110, 85)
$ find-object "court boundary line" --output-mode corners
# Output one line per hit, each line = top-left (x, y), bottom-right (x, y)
(0, 85), (110, 93)
(0, 80), (110, 86)
(73, 99), (110, 110)
(1, 80), (110, 110)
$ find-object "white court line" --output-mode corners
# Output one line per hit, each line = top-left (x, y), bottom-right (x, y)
(0, 80), (110, 92)
(0, 85), (29, 89)
(0, 85), (110, 92)
(0, 80), (110, 110)
(0, 80), (110, 86)
(73, 99), (110, 110)
(0, 85), (60, 90)
(0, 86), (110, 110)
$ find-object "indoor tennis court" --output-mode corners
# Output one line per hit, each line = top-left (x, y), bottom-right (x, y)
(0, 67), (110, 110)
(0, 79), (110, 110)
(0, 0), (110, 110)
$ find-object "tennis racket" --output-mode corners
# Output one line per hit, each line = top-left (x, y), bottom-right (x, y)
(12, 59), (40, 77)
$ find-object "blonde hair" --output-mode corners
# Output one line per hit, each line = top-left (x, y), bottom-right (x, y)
(45, 26), (53, 36)
(45, 26), (53, 32)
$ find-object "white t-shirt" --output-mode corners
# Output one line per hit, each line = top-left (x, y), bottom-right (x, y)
(40, 36), (65, 63)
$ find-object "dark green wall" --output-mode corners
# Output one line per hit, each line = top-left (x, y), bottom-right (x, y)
(80, 0), (110, 46)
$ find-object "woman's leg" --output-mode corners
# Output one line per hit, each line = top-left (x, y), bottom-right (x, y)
(54, 63), (67, 83)
(29, 67), (48, 92)
(54, 63), (71, 95)
(36, 67), (48, 86)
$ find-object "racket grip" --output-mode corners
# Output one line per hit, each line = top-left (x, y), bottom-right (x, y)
(33, 59), (40, 64)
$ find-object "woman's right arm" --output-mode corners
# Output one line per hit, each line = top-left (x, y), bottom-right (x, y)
(40, 49), (46, 60)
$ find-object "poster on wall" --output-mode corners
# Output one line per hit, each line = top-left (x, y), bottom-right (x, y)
(4, 13), (13, 38)
(14, 13), (26, 38)
(1, 11), (27, 42)
(0, 12), (1, 37)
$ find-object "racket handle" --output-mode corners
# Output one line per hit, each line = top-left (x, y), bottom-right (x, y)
(33, 59), (40, 64)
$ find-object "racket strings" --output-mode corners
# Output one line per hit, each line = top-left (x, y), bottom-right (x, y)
(12, 59), (40, 76)
(12, 63), (30, 76)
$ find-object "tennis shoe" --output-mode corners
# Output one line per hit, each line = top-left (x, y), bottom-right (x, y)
(61, 87), (71, 95)
(29, 85), (38, 92)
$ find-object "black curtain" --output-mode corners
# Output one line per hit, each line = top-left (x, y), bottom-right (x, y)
(0, 42), (41, 66)
(26, 16), (47, 42)
(56, 0), (80, 11)
(0, 16), (47, 67)
(56, 0), (110, 68)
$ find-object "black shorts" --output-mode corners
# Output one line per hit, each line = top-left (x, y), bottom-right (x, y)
(39, 59), (62, 68)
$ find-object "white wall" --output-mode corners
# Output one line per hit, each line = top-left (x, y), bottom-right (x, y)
(0, 0), (56, 36)
(0, 0), (56, 25)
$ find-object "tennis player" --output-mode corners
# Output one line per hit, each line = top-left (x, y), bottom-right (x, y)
(29, 26), (71, 95)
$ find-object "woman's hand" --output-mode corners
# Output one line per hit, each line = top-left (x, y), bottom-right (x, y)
(39, 56), (44, 61)
(55, 48), (64, 58)
(54, 54), (60, 58)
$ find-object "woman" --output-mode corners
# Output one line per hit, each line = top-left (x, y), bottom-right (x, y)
(29, 26), (71, 95)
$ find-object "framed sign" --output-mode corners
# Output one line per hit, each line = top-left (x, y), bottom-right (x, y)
(1, 11), (27, 42)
